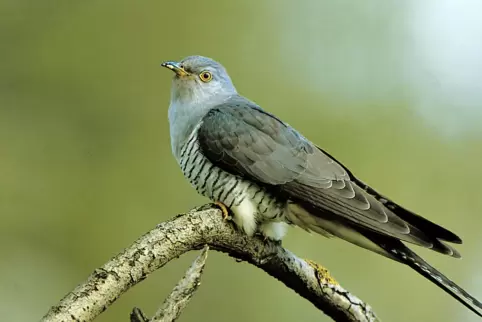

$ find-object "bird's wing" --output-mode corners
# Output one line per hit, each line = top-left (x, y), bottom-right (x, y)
(197, 99), (459, 252)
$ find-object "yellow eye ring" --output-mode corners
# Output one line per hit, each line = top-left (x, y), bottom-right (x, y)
(199, 71), (213, 82)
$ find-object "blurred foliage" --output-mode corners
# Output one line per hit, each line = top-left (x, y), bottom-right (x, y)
(1, 1), (481, 322)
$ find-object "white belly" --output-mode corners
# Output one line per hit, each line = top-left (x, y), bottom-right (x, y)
(231, 196), (288, 241)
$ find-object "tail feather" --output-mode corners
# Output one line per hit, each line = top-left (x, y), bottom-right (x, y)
(315, 145), (463, 244)
(376, 239), (482, 318)
(431, 239), (461, 258)
(287, 187), (481, 317)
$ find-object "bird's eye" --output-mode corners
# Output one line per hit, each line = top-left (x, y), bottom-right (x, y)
(199, 71), (213, 82)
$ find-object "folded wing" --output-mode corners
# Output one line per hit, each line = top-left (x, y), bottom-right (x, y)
(197, 98), (461, 256)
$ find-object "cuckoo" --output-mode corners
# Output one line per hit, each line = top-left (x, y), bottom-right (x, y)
(161, 55), (482, 318)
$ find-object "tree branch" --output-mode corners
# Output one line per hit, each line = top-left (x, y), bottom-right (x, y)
(145, 245), (209, 322)
(41, 204), (380, 322)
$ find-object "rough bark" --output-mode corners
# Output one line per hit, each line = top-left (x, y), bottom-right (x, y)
(41, 205), (380, 322)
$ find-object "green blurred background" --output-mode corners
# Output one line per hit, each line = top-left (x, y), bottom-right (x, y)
(1, 1), (482, 321)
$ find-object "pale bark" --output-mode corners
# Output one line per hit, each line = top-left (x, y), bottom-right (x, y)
(41, 205), (380, 322)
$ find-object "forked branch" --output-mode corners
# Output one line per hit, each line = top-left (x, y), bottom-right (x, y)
(41, 205), (379, 322)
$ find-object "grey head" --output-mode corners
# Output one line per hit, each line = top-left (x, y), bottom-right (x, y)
(161, 55), (237, 105)
(161, 55), (238, 159)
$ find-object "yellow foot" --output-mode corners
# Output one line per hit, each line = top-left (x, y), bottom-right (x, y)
(213, 201), (230, 220)
(305, 259), (338, 286)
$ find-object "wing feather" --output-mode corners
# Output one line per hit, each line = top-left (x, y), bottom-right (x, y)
(197, 98), (462, 252)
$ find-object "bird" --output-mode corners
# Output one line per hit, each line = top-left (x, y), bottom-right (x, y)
(161, 55), (482, 318)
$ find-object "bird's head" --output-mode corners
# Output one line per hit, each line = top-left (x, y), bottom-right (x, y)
(161, 55), (237, 105)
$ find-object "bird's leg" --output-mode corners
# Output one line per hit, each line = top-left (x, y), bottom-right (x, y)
(305, 259), (339, 286)
(258, 221), (288, 243)
(260, 234), (282, 247)
(213, 201), (231, 220)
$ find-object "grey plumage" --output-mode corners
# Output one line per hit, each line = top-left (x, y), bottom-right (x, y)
(179, 128), (286, 216)
(161, 55), (482, 317)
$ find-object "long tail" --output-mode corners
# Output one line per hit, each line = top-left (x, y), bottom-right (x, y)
(287, 202), (482, 317)
(373, 237), (482, 318)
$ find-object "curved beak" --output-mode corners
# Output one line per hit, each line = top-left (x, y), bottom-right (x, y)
(161, 61), (188, 76)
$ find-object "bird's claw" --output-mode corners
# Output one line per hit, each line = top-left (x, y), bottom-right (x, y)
(213, 201), (231, 220)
